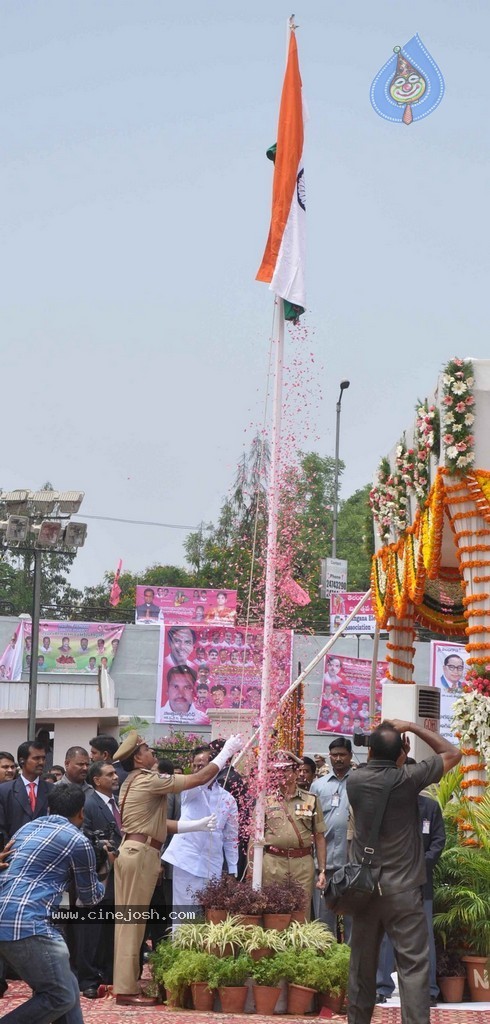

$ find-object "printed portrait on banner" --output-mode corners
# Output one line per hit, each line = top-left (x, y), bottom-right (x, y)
(430, 640), (468, 743)
(155, 624), (292, 726)
(316, 654), (387, 735)
(135, 585), (237, 626)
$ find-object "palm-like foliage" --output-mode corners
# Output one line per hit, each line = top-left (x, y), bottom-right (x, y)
(433, 785), (490, 956)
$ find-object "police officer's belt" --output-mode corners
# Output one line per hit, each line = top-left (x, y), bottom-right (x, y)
(264, 845), (313, 858)
(123, 832), (162, 851)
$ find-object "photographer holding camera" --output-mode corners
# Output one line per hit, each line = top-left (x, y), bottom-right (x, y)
(346, 718), (461, 1024)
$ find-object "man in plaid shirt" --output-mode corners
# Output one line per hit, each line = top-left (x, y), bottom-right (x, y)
(0, 782), (110, 1024)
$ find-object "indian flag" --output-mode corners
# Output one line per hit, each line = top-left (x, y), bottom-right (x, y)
(256, 27), (305, 322)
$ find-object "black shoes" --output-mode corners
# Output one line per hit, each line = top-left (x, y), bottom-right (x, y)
(81, 988), (101, 999)
(376, 993), (388, 1003)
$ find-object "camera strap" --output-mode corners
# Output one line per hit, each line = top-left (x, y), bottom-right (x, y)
(361, 770), (398, 863)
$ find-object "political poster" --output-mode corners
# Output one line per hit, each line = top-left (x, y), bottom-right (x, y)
(155, 623), (292, 726)
(135, 585), (237, 626)
(430, 640), (468, 743)
(17, 621), (124, 677)
(316, 653), (388, 735)
(330, 593), (376, 635)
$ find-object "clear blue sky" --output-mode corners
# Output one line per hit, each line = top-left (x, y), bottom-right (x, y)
(2, 1), (488, 592)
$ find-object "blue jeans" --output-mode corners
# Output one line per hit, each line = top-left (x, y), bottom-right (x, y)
(0, 934), (83, 1024)
(376, 899), (438, 999)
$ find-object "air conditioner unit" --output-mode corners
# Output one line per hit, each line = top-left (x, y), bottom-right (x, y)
(381, 683), (440, 761)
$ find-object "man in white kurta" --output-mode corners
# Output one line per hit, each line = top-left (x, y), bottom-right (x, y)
(162, 746), (239, 913)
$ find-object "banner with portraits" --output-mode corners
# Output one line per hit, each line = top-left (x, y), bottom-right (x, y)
(316, 653), (388, 735)
(135, 585), (237, 626)
(0, 621), (125, 680)
(155, 623), (292, 726)
(430, 640), (468, 742)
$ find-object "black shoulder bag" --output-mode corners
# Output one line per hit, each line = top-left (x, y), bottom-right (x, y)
(323, 773), (397, 916)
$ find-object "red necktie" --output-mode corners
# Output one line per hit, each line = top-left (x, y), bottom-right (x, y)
(109, 797), (122, 832)
(28, 782), (36, 812)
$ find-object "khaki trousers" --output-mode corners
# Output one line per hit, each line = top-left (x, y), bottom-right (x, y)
(113, 839), (161, 995)
(262, 851), (314, 921)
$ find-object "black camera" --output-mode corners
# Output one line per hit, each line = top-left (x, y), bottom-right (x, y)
(84, 822), (118, 871)
(353, 731), (371, 748)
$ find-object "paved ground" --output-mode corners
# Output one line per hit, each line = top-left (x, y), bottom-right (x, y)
(2, 981), (490, 1023)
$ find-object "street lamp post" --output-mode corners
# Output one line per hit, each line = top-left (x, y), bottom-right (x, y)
(332, 380), (350, 559)
(0, 490), (87, 741)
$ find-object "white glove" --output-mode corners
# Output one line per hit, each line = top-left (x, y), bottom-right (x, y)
(211, 734), (243, 770)
(177, 814), (217, 833)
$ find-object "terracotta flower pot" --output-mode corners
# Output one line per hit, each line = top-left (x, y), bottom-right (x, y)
(289, 909), (307, 923)
(191, 982), (214, 1011)
(437, 976), (465, 1004)
(250, 947), (273, 961)
(218, 985), (248, 1013)
(462, 956), (489, 1002)
(263, 912), (291, 931)
(286, 982), (315, 1014)
(236, 913), (263, 927)
(205, 908), (227, 924)
(320, 989), (345, 1014)
(253, 984), (281, 1014)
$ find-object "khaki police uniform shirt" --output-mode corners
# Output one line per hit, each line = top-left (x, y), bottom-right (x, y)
(264, 786), (325, 850)
(119, 770), (188, 845)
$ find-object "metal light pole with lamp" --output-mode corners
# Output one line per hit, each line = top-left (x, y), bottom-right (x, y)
(331, 380), (350, 559)
(0, 490), (87, 740)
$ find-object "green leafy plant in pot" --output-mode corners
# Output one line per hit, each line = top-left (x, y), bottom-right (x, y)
(275, 948), (323, 1014)
(149, 943), (186, 1006)
(433, 781), (490, 1001)
(208, 953), (254, 1013)
(180, 951), (220, 1011)
(251, 954), (287, 1014)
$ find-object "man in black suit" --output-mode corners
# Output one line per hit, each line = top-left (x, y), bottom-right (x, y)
(76, 762), (122, 998)
(0, 741), (50, 844)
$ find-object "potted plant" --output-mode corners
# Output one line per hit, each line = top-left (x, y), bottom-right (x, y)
(179, 951), (221, 1011)
(226, 881), (267, 925)
(205, 916), (248, 957)
(208, 954), (253, 1013)
(193, 875), (237, 922)
(315, 943), (351, 1014)
(433, 788), (490, 1001)
(172, 922), (209, 952)
(250, 954), (287, 1014)
(262, 881), (293, 930)
(243, 924), (288, 961)
(149, 942), (185, 1006)
(435, 948), (466, 1004)
(284, 919), (334, 953)
(275, 948), (321, 1014)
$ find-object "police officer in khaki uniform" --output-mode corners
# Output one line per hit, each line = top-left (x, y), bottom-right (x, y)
(262, 750), (326, 919)
(113, 730), (242, 1006)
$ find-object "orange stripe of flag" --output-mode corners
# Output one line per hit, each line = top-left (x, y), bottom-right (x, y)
(256, 30), (304, 285)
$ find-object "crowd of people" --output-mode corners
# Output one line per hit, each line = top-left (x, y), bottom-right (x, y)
(0, 716), (461, 1024)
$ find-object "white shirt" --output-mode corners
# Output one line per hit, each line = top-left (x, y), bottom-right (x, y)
(162, 782), (239, 876)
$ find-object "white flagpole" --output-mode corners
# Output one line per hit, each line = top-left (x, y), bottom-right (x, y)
(251, 296), (285, 890)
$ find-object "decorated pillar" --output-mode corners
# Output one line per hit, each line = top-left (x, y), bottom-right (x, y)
(386, 601), (416, 684)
